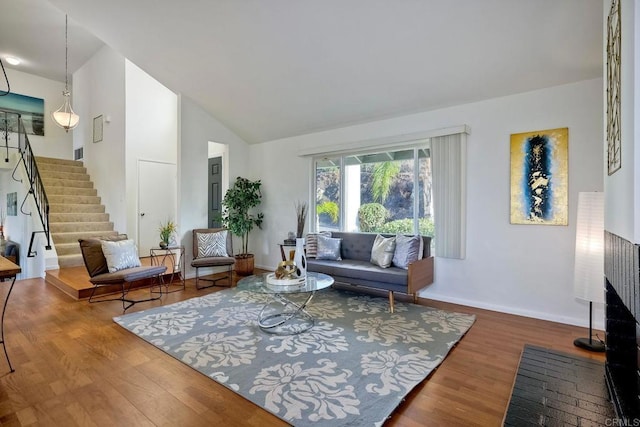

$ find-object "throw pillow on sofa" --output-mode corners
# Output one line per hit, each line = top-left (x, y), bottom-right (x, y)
(392, 234), (422, 269)
(316, 235), (342, 260)
(305, 231), (331, 258)
(370, 234), (396, 268)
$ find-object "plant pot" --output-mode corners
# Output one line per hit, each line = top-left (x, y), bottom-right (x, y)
(234, 254), (255, 276)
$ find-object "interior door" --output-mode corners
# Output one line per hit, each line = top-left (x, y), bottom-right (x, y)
(208, 156), (222, 228)
(138, 160), (177, 256)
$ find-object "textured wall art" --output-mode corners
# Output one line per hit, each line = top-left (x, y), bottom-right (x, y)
(607, 0), (621, 175)
(510, 128), (568, 226)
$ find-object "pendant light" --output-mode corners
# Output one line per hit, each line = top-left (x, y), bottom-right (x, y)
(52, 15), (79, 132)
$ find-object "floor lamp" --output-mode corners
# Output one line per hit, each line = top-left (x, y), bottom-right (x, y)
(573, 192), (605, 352)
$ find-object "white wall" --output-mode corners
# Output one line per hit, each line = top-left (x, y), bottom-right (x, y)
(4, 68), (73, 159)
(178, 96), (250, 277)
(124, 60), (178, 241)
(74, 46), (127, 231)
(251, 78), (604, 328)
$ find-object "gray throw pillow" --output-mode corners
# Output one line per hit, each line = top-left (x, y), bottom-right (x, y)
(370, 234), (396, 268)
(305, 231), (331, 258)
(316, 235), (342, 260)
(392, 234), (422, 269)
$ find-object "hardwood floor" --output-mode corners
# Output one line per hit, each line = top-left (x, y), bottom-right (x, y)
(0, 273), (605, 426)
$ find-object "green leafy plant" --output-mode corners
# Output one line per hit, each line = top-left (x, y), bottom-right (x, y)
(377, 217), (435, 237)
(220, 177), (264, 256)
(358, 203), (387, 232)
(159, 219), (177, 244)
(316, 201), (339, 224)
(371, 162), (400, 203)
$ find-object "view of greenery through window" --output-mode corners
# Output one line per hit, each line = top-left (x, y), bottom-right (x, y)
(315, 147), (433, 239)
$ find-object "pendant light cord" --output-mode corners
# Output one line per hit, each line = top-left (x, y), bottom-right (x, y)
(64, 15), (69, 92)
(0, 58), (10, 96)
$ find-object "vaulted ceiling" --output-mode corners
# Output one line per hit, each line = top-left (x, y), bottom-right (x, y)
(2, 0), (603, 144)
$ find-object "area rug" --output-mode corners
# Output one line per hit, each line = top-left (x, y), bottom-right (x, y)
(114, 287), (475, 426)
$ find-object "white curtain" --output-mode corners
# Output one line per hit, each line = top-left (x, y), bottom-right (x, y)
(431, 133), (466, 259)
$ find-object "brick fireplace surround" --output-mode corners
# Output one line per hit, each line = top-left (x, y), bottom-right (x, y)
(604, 231), (640, 422)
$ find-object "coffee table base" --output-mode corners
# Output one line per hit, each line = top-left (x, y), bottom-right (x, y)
(258, 292), (317, 335)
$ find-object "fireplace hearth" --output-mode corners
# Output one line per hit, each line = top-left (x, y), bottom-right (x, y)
(604, 231), (640, 422)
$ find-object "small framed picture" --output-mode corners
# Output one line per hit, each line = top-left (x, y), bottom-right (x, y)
(93, 115), (103, 143)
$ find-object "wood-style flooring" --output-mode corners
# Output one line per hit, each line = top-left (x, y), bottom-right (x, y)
(0, 271), (605, 426)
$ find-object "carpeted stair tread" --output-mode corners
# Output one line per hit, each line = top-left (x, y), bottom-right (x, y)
(50, 222), (114, 233)
(35, 156), (83, 167)
(57, 254), (86, 268)
(49, 213), (110, 223)
(40, 171), (90, 181)
(48, 195), (102, 205)
(49, 203), (105, 214)
(37, 163), (87, 175)
(52, 231), (118, 244)
(42, 178), (94, 189)
(45, 187), (97, 197)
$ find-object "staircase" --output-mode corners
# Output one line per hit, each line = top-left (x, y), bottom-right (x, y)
(36, 156), (117, 268)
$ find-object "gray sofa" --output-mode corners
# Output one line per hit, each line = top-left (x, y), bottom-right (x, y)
(306, 232), (434, 312)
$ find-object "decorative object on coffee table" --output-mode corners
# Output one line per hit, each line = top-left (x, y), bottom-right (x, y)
(293, 237), (306, 277)
(295, 201), (307, 238)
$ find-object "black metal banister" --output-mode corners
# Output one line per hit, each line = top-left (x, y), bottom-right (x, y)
(0, 109), (51, 255)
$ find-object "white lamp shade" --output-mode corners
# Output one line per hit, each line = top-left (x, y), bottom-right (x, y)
(573, 192), (604, 303)
(51, 91), (79, 131)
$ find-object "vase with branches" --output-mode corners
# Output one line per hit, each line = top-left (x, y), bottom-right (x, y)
(295, 201), (307, 238)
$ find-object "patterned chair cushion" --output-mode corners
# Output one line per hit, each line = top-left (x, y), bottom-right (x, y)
(305, 231), (331, 258)
(197, 230), (229, 257)
(316, 235), (342, 261)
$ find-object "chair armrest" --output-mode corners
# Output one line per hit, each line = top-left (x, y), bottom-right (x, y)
(407, 256), (434, 294)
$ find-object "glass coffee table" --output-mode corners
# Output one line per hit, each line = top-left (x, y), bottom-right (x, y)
(237, 271), (334, 335)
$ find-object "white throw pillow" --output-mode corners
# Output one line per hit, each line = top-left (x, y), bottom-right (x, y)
(370, 234), (396, 268)
(197, 230), (228, 257)
(100, 239), (141, 273)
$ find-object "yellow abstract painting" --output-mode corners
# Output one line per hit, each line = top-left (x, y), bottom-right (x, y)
(510, 128), (568, 225)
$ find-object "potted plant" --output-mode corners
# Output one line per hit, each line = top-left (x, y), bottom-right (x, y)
(158, 219), (177, 248)
(220, 177), (264, 275)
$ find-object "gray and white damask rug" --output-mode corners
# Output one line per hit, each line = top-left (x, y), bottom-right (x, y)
(114, 287), (475, 426)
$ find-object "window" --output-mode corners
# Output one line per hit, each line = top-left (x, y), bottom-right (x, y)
(313, 145), (433, 239)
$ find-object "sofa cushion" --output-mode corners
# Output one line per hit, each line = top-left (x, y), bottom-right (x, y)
(307, 258), (408, 286)
(370, 234), (396, 268)
(90, 265), (167, 285)
(305, 231), (331, 258)
(317, 235), (342, 260)
(392, 234), (422, 269)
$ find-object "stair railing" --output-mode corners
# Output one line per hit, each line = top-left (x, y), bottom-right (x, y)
(1, 109), (51, 256)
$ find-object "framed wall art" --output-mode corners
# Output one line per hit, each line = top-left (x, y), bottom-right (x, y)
(0, 92), (45, 136)
(607, 0), (621, 175)
(93, 115), (103, 143)
(510, 127), (568, 226)
(6, 192), (17, 216)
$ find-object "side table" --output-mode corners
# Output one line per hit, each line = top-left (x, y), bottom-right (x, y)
(150, 246), (185, 293)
